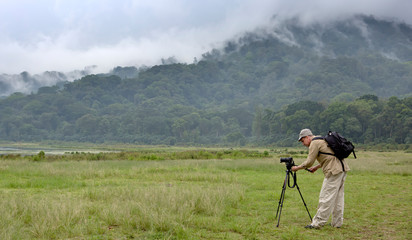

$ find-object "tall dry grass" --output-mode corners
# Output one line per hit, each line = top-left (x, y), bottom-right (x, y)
(0, 149), (410, 239)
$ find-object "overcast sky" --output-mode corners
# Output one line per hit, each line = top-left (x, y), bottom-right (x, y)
(0, 0), (411, 74)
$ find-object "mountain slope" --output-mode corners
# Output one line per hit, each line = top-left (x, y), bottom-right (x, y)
(0, 15), (411, 145)
(211, 15), (412, 107)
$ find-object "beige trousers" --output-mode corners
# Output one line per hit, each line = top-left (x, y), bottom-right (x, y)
(311, 171), (347, 228)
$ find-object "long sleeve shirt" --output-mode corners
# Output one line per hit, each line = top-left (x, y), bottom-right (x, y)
(299, 137), (350, 178)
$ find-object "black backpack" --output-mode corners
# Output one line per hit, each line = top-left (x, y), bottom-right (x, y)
(313, 131), (356, 171)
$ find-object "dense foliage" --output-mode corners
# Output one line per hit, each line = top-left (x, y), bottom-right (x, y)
(0, 16), (411, 146)
(253, 96), (412, 146)
(1, 77), (410, 146)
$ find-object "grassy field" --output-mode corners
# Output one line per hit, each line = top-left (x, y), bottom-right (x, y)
(0, 147), (411, 239)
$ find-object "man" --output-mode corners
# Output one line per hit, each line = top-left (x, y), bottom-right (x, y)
(291, 128), (350, 229)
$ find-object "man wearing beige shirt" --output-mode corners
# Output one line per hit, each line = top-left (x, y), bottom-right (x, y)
(291, 129), (350, 229)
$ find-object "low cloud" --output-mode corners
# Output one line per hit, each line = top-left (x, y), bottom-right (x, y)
(0, 0), (411, 74)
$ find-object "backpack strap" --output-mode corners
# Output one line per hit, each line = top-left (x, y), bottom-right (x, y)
(312, 136), (324, 141)
(312, 137), (345, 172)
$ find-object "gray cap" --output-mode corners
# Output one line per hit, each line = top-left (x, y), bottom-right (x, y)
(298, 128), (313, 141)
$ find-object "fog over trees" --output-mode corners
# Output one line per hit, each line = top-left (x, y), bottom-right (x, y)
(0, 15), (411, 146)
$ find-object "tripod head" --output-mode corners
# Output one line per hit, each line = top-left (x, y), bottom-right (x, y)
(280, 157), (295, 170)
(280, 157), (313, 173)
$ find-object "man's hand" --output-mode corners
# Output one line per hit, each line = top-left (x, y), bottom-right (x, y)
(308, 165), (321, 173)
(308, 167), (316, 173)
(291, 166), (300, 172)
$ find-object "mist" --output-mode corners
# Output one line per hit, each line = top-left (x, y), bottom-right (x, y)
(0, 0), (411, 75)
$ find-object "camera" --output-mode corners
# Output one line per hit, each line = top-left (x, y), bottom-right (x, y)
(280, 157), (295, 170)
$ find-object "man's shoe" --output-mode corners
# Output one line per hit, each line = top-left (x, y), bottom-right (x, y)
(305, 225), (318, 229)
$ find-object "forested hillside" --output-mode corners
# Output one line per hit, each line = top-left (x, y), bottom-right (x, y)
(0, 15), (411, 146)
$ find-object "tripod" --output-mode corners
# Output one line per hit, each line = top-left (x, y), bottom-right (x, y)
(275, 168), (312, 227)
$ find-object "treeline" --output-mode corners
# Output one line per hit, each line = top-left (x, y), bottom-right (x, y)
(0, 84), (410, 146)
(253, 95), (412, 146)
(0, 76), (256, 145)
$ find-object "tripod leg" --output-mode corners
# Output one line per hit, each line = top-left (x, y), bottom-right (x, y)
(275, 171), (288, 227)
(275, 180), (286, 219)
(295, 183), (312, 221)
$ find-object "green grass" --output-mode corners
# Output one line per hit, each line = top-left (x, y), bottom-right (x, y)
(0, 149), (411, 239)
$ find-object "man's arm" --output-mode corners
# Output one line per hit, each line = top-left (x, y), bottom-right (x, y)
(308, 164), (321, 172)
(292, 141), (321, 172)
(291, 165), (305, 171)
(291, 164), (321, 172)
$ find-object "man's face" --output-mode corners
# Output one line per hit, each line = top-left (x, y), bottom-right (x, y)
(300, 136), (311, 147)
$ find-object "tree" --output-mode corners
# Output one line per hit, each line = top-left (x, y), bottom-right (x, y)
(172, 118), (187, 139)
(76, 114), (99, 135)
(347, 100), (374, 133)
(23, 100), (48, 114)
(39, 112), (59, 130)
(252, 107), (265, 138)
(284, 110), (312, 134)
(319, 102), (347, 133)
(210, 116), (224, 137)
(225, 132), (246, 146)
(344, 117), (362, 139)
